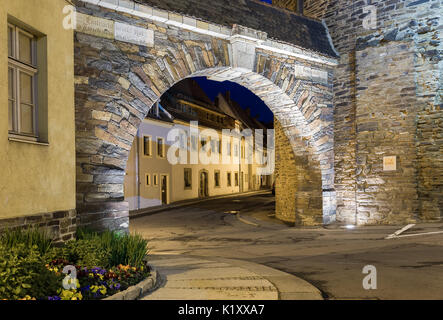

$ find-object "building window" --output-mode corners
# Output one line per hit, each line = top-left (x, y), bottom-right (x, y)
(214, 170), (220, 187)
(8, 23), (38, 139)
(234, 144), (239, 157)
(191, 135), (197, 151)
(157, 137), (164, 158)
(146, 174), (151, 186)
(227, 172), (232, 187)
(235, 172), (239, 187)
(180, 134), (187, 150)
(143, 136), (152, 156)
(210, 139), (217, 153)
(153, 174), (158, 186)
(200, 137), (207, 149)
(184, 168), (192, 189)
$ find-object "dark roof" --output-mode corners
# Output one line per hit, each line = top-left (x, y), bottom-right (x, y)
(170, 79), (220, 112)
(146, 104), (174, 123)
(135, 0), (338, 58)
(220, 92), (268, 130)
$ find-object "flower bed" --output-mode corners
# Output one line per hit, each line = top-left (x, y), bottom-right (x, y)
(0, 228), (151, 300)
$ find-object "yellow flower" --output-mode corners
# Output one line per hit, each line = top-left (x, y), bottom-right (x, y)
(58, 289), (83, 300)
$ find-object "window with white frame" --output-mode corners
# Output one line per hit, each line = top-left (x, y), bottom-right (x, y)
(157, 137), (165, 158)
(146, 174), (151, 186)
(184, 168), (192, 189)
(8, 23), (38, 139)
(227, 141), (231, 156)
(143, 136), (152, 156)
(214, 170), (220, 188)
(191, 135), (197, 151)
(153, 174), (158, 186)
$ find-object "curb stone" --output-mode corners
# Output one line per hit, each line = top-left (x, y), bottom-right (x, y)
(104, 265), (158, 300)
(145, 255), (323, 300)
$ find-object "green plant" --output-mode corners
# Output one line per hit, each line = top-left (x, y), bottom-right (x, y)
(49, 239), (110, 268)
(76, 228), (148, 268)
(0, 243), (61, 300)
(108, 233), (148, 268)
(0, 227), (53, 255)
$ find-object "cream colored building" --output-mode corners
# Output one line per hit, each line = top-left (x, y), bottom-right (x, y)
(124, 82), (274, 212)
(0, 0), (76, 239)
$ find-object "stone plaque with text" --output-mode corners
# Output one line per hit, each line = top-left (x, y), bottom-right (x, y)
(383, 156), (397, 171)
(114, 22), (154, 47)
(76, 13), (114, 39)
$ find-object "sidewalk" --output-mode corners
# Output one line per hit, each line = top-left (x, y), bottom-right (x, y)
(130, 189), (271, 219)
(142, 254), (323, 300)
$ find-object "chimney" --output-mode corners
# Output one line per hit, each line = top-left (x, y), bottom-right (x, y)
(225, 91), (231, 102)
(297, 0), (303, 15)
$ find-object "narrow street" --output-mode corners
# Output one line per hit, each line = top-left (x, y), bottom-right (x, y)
(131, 192), (443, 300)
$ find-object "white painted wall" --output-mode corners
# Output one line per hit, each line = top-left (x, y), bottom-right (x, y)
(124, 118), (273, 211)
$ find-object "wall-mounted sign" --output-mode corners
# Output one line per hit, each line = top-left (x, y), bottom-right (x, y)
(115, 22), (154, 47)
(383, 156), (397, 171)
(75, 13), (154, 47)
(76, 13), (114, 39)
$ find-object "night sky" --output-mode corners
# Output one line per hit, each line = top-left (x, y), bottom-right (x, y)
(194, 77), (274, 123)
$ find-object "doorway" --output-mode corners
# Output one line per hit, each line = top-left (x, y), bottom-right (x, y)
(199, 170), (209, 198)
(160, 174), (168, 204)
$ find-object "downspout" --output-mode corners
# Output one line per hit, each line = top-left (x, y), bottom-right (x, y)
(135, 130), (140, 210)
(297, 0), (304, 15)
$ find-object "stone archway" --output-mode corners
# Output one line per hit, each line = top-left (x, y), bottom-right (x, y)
(73, 0), (337, 232)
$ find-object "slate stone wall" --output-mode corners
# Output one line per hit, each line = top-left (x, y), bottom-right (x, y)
(324, 0), (442, 224)
(0, 210), (76, 244)
(73, 0), (335, 231)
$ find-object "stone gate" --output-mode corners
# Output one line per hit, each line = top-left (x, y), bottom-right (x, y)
(73, 0), (338, 231)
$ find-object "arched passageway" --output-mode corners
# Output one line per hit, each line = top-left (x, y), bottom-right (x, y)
(73, 0), (337, 232)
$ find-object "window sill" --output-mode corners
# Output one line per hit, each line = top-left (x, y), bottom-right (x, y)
(8, 136), (49, 146)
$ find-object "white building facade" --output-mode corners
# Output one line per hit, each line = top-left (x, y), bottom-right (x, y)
(124, 89), (274, 212)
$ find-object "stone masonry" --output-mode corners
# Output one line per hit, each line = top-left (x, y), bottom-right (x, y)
(0, 210), (76, 244)
(323, 0), (442, 224)
(73, 0), (337, 231)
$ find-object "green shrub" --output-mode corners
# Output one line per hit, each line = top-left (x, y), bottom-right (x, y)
(0, 243), (61, 300)
(76, 228), (148, 268)
(48, 239), (110, 268)
(0, 227), (52, 256)
(107, 233), (148, 268)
